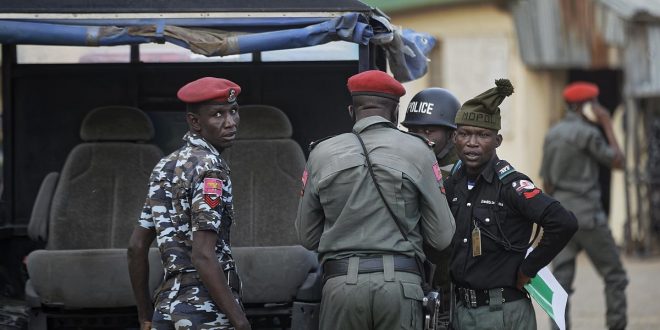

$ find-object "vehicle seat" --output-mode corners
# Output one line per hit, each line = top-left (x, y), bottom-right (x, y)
(222, 105), (320, 329)
(25, 106), (164, 309)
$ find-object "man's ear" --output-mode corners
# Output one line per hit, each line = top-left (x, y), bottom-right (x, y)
(495, 133), (503, 147)
(449, 130), (457, 141)
(348, 105), (355, 122)
(186, 112), (201, 132)
(393, 104), (400, 124)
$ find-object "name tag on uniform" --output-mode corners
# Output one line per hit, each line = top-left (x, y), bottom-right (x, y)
(472, 226), (482, 257)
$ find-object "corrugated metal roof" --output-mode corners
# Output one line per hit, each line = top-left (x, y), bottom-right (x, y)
(511, 0), (609, 69)
(600, 0), (660, 21)
(512, 0), (660, 97)
(622, 24), (660, 97)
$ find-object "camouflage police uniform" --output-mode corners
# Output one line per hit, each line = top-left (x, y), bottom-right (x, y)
(138, 132), (239, 330)
(541, 110), (628, 330)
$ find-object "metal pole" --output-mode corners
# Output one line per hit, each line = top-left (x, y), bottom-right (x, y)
(623, 96), (633, 254)
(630, 97), (644, 254)
(358, 44), (370, 72)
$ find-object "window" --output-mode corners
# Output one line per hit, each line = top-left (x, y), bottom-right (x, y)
(261, 41), (358, 61)
(17, 45), (131, 64)
(139, 43), (252, 63)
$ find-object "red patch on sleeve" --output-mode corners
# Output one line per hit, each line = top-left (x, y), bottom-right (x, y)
(204, 195), (221, 208)
(523, 188), (541, 199)
(432, 162), (443, 182)
(203, 178), (222, 209)
(300, 169), (309, 196)
(203, 178), (223, 195)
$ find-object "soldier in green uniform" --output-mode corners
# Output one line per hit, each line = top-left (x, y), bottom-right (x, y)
(295, 70), (456, 330)
(541, 81), (627, 330)
(444, 79), (578, 330)
(401, 87), (461, 313)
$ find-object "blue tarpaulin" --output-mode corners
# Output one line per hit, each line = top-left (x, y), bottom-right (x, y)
(0, 12), (435, 82)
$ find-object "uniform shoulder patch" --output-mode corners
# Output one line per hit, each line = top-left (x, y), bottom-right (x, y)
(511, 179), (541, 199)
(402, 131), (435, 149)
(309, 135), (336, 152)
(495, 160), (517, 182)
(203, 177), (223, 208)
(300, 169), (309, 196)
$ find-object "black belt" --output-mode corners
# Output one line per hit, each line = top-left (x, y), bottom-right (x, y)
(455, 287), (528, 308)
(167, 268), (242, 294)
(322, 255), (421, 284)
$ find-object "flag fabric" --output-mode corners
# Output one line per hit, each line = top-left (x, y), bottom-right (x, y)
(525, 248), (568, 330)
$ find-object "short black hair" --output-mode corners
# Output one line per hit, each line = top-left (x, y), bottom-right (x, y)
(186, 103), (203, 114)
(352, 95), (398, 112)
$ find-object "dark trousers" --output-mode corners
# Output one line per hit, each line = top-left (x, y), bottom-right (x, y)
(453, 289), (536, 330)
(552, 223), (628, 330)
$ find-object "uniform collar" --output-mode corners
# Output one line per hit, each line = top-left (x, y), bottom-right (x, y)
(353, 116), (396, 134)
(183, 132), (221, 156)
(564, 111), (582, 122)
(456, 155), (499, 184)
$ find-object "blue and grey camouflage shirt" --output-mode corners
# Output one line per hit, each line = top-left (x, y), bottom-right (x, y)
(139, 132), (235, 276)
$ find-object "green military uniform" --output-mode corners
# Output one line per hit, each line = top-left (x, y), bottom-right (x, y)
(428, 147), (459, 306)
(541, 110), (628, 330)
(295, 116), (456, 330)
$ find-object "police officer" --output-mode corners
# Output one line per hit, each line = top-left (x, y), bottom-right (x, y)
(401, 88), (461, 314)
(127, 77), (250, 330)
(401, 88), (461, 178)
(445, 79), (578, 329)
(295, 70), (456, 330)
(541, 82), (628, 330)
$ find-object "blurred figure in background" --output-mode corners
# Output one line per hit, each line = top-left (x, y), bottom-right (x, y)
(541, 81), (628, 330)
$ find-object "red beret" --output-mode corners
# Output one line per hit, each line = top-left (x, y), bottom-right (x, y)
(177, 77), (241, 104)
(347, 70), (406, 100)
(563, 82), (599, 103)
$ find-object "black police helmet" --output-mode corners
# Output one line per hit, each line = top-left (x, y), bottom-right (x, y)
(401, 88), (460, 129)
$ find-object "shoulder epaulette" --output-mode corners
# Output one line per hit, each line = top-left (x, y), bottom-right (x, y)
(402, 131), (435, 149)
(308, 135), (336, 152)
(495, 160), (517, 182)
(450, 159), (462, 176)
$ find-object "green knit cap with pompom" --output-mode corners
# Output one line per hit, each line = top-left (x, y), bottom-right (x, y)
(454, 79), (514, 131)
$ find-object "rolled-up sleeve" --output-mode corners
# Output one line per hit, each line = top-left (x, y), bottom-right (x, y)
(191, 170), (225, 233)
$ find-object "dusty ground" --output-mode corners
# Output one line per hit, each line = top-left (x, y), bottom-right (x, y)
(535, 253), (660, 330)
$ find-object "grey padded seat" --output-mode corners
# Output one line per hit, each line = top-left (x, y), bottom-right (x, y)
(25, 106), (164, 309)
(222, 105), (320, 306)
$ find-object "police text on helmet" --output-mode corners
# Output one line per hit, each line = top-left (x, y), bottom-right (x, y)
(407, 101), (434, 114)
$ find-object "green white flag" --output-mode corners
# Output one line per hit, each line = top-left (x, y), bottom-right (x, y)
(525, 248), (568, 330)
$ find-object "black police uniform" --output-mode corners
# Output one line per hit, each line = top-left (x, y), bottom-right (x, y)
(445, 156), (577, 329)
